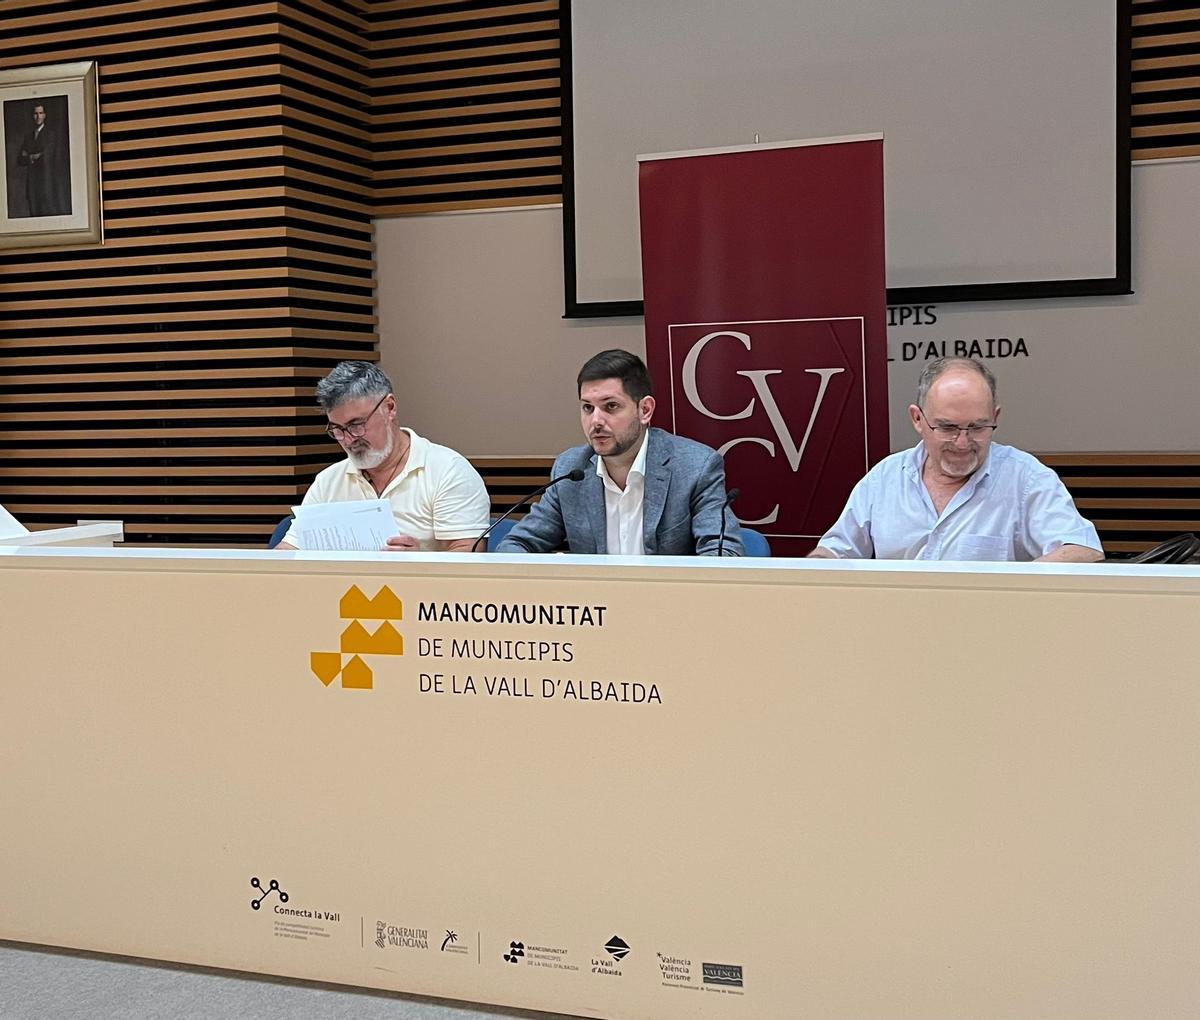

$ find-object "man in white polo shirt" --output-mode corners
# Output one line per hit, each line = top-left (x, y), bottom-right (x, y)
(276, 361), (490, 552)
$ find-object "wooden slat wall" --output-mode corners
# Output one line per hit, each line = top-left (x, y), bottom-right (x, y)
(1040, 453), (1200, 556)
(367, 0), (561, 214)
(1133, 0), (1200, 159)
(470, 455), (553, 517)
(0, 0), (374, 545)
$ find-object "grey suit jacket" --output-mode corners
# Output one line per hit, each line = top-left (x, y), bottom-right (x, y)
(496, 428), (743, 556)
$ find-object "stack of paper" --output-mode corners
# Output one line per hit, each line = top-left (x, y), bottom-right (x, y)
(0, 503), (28, 540)
(289, 500), (400, 552)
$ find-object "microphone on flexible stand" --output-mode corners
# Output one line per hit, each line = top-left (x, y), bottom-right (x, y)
(472, 468), (587, 552)
(717, 488), (740, 557)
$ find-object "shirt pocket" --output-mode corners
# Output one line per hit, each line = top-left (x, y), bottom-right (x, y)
(957, 533), (1013, 561)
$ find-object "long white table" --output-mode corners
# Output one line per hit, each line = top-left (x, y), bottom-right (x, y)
(2, 547), (1198, 1019)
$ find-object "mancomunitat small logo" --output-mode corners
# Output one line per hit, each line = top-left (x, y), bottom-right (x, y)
(504, 940), (525, 964)
(249, 877), (288, 911)
(310, 585), (404, 691)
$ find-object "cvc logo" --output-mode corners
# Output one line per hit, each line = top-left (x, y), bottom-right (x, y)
(666, 316), (869, 543)
(679, 326), (846, 525)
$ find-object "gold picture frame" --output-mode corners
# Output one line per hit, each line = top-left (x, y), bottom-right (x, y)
(0, 60), (101, 250)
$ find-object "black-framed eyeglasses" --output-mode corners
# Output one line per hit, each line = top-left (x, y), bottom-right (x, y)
(325, 393), (390, 440)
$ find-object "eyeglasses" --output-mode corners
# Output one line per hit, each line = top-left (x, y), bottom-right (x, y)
(923, 420), (998, 440)
(325, 393), (390, 440)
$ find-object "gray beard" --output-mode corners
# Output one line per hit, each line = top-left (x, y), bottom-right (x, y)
(349, 429), (394, 471)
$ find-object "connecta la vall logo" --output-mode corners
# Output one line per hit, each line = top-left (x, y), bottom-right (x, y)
(310, 585), (404, 690)
(249, 876), (288, 911)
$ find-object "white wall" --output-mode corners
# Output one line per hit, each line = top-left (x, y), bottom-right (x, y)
(377, 160), (1199, 458)
(376, 206), (644, 457)
(886, 159), (1200, 452)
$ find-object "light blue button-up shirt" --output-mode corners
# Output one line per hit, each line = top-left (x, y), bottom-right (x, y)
(818, 442), (1102, 560)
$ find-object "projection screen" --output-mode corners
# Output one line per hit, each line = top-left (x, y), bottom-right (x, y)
(563, 0), (1129, 316)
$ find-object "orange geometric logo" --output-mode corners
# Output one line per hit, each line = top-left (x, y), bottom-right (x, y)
(311, 585), (404, 690)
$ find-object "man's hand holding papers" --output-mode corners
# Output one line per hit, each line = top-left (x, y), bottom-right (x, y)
(288, 500), (401, 552)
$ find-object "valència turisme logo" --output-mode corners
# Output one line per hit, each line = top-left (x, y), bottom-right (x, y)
(656, 952), (694, 987)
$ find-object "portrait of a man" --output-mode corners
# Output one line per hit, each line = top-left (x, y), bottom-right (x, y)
(4, 94), (72, 218)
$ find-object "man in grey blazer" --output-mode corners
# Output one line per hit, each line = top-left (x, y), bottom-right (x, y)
(497, 350), (743, 556)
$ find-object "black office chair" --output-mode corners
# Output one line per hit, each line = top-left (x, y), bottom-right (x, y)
(1127, 533), (1200, 564)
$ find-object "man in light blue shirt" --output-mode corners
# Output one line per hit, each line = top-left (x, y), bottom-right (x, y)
(810, 357), (1103, 562)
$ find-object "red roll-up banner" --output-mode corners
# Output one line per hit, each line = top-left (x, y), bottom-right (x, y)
(638, 135), (889, 556)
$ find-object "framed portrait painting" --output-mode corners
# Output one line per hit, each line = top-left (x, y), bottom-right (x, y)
(0, 60), (101, 250)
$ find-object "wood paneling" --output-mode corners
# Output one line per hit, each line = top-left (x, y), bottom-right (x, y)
(1040, 452), (1200, 555)
(366, 0), (561, 214)
(1132, 0), (1200, 158)
(0, 0), (374, 546)
(470, 455), (553, 515)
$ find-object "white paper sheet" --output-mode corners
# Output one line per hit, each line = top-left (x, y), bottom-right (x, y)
(0, 502), (29, 539)
(289, 500), (400, 552)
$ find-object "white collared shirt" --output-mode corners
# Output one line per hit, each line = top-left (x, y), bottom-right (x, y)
(818, 442), (1102, 560)
(597, 432), (649, 555)
(284, 428), (490, 550)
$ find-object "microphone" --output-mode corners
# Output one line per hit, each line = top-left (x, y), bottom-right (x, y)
(472, 468), (586, 552)
(717, 488), (740, 557)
